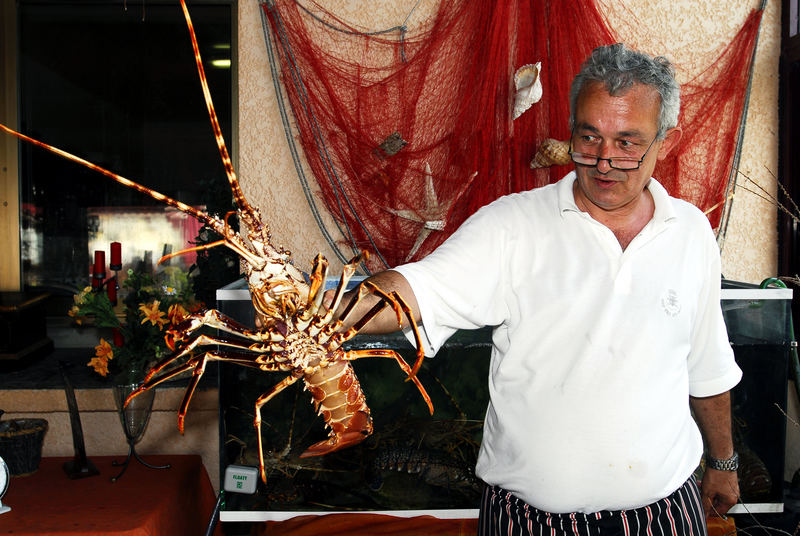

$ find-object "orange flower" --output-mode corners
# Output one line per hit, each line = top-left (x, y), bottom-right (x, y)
(87, 339), (113, 377)
(95, 338), (114, 361)
(167, 304), (188, 326)
(87, 357), (110, 376)
(67, 305), (85, 325)
(139, 300), (168, 327)
(73, 286), (92, 305)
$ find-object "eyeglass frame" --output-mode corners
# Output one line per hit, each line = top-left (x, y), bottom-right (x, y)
(568, 132), (658, 171)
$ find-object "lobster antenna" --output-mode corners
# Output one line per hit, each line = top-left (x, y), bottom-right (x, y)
(0, 121), (269, 270)
(178, 0), (257, 221)
(0, 124), (214, 226)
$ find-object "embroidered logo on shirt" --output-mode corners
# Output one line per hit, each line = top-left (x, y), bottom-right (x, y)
(661, 289), (681, 317)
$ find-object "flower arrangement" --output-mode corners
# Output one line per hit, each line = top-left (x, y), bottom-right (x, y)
(69, 266), (200, 382)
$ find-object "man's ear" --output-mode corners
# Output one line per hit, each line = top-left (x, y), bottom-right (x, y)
(657, 126), (682, 160)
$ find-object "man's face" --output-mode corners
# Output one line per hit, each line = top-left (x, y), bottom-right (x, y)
(571, 81), (676, 215)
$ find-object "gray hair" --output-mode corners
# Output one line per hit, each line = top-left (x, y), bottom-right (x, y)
(569, 43), (680, 139)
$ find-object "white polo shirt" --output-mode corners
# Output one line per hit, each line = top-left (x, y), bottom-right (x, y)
(393, 172), (742, 513)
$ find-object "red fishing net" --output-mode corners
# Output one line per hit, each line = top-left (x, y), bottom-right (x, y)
(656, 9), (765, 233)
(262, 0), (763, 271)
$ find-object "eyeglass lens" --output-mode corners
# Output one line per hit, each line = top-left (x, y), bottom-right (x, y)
(569, 135), (657, 170)
(570, 153), (641, 170)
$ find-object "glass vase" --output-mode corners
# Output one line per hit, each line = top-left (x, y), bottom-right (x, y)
(112, 382), (154, 445)
(109, 375), (170, 481)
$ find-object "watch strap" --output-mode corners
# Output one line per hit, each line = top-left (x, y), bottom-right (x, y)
(707, 451), (739, 472)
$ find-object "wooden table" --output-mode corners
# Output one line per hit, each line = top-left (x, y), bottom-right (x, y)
(0, 455), (222, 535)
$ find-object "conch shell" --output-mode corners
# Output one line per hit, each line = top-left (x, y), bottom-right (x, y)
(512, 62), (542, 120)
(530, 138), (571, 169)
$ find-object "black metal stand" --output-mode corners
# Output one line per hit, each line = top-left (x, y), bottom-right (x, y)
(110, 441), (171, 482)
(59, 362), (100, 480)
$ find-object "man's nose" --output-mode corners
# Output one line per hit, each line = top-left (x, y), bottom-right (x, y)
(595, 142), (613, 174)
(595, 158), (612, 174)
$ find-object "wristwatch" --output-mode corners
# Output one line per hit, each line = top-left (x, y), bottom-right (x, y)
(707, 451), (739, 471)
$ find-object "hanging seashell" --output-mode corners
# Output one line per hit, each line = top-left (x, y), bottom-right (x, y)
(530, 138), (571, 169)
(512, 62), (543, 120)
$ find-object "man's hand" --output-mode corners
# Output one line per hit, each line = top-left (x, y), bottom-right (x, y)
(689, 392), (739, 517)
(700, 468), (739, 517)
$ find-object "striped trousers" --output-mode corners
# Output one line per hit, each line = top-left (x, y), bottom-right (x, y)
(478, 477), (707, 536)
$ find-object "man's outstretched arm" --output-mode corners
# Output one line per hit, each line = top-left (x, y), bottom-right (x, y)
(332, 269), (422, 334)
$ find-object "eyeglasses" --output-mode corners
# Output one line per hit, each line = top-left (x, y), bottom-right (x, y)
(569, 135), (658, 171)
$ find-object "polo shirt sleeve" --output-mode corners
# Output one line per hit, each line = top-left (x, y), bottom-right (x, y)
(686, 221), (742, 397)
(393, 200), (513, 356)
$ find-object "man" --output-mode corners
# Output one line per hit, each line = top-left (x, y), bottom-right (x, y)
(336, 43), (741, 535)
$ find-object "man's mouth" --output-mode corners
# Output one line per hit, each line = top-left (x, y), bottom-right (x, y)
(592, 176), (618, 186)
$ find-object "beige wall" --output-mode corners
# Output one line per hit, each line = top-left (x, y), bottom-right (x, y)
(238, 0), (781, 284)
(0, 387), (220, 489)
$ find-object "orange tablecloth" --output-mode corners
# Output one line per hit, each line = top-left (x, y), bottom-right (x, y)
(255, 513), (479, 535)
(254, 512), (728, 536)
(0, 455), (222, 536)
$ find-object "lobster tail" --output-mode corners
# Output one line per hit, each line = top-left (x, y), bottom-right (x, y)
(300, 360), (373, 458)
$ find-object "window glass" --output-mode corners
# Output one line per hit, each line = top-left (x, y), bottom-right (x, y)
(18, 1), (233, 308)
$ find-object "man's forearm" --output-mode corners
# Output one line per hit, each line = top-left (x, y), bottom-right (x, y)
(690, 391), (740, 516)
(690, 391), (734, 460)
(334, 269), (422, 334)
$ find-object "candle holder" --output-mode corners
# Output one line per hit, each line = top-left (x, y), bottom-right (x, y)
(106, 275), (119, 305)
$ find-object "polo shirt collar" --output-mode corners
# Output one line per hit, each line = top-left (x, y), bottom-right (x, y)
(557, 171), (677, 225)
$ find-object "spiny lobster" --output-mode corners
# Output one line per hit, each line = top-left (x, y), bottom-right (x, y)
(0, 0), (433, 484)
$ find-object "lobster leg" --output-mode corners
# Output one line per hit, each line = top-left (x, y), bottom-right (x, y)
(131, 324), (308, 436)
(345, 348), (434, 414)
(372, 285), (427, 378)
(165, 308), (289, 351)
(303, 254), (329, 320)
(161, 332), (292, 379)
(254, 374), (302, 483)
(126, 349), (276, 433)
(334, 281), (427, 377)
(318, 251), (365, 315)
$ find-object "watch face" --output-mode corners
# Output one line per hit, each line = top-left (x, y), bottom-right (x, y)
(0, 456), (8, 498)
